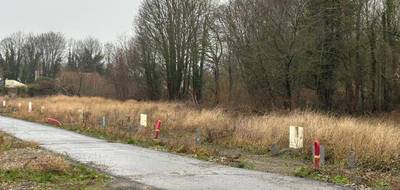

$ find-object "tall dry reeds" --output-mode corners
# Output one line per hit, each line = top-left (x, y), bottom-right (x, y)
(4, 95), (400, 170)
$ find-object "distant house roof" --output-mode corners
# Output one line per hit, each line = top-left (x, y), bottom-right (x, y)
(5, 80), (26, 88)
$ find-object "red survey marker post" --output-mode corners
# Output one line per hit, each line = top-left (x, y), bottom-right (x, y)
(313, 140), (321, 170)
(154, 119), (161, 139)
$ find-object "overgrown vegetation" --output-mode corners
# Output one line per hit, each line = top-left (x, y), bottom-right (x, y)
(2, 0), (400, 189)
(2, 0), (400, 113)
(3, 96), (400, 188)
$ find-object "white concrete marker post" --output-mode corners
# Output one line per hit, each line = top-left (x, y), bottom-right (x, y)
(140, 114), (147, 127)
(289, 126), (304, 149)
(2, 100), (5, 107)
(195, 128), (201, 145)
(102, 116), (107, 128)
(78, 109), (84, 123)
(28, 102), (32, 113)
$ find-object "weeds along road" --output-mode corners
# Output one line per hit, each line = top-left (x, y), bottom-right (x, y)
(0, 116), (347, 190)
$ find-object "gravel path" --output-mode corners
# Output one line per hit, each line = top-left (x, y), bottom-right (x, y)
(0, 116), (347, 190)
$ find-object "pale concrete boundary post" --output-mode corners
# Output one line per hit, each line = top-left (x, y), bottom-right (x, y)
(195, 128), (201, 145)
(78, 109), (84, 123)
(140, 114), (147, 127)
(289, 126), (304, 149)
(28, 102), (32, 113)
(102, 116), (107, 128)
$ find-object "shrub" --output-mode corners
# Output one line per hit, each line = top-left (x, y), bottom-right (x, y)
(27, 78), (59, 96)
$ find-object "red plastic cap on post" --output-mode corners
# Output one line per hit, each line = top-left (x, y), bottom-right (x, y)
(313, 140), (321, 170)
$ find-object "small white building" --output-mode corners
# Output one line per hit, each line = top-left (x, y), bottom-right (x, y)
(3, 79), (27, 97)
(5, 79), (27, 88)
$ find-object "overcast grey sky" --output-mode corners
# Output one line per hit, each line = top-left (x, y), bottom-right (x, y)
(0, 0), (143, 42)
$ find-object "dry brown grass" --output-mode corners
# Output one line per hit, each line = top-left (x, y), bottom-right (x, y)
(27, 154), (72, 173)
(4, 95), (400, 171)
(0, 149), (72, 173)
(0, 132), (71, 173)
(0, 132), (110, 190)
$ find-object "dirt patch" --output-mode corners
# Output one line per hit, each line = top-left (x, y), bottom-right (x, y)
(245, 154), (307, 175)
(106, 178), (157, 190)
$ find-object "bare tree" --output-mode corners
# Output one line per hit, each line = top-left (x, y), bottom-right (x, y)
(0, 32), (25, 81)
(137, 0), (213, 102)
(36, 32), (66, 78)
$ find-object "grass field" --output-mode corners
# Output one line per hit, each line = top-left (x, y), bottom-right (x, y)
(2, 95), (400, 189)
(0, 132), (110, 189)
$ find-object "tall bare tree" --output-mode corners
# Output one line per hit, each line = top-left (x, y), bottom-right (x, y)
(137, 0), (213, 102)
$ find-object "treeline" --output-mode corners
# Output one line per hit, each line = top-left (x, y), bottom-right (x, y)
(0, 32), (65, 82)
(1, 0), (400, 113)
(0, 32), (109, 96)
(132, 0), (400, 112)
